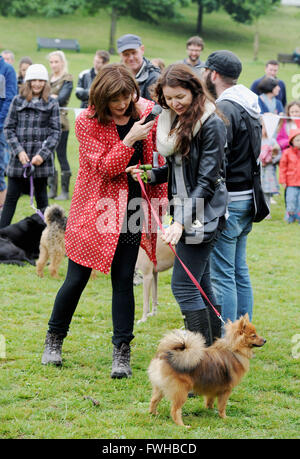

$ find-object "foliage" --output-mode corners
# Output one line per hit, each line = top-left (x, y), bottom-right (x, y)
(0, 0), (83, 17)
(222, 0), (280, 24)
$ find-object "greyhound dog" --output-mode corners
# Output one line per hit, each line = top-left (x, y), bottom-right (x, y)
(136, 230), (175, 324)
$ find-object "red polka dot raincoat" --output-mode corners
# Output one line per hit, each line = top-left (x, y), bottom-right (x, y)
(65, 99), (168, 274)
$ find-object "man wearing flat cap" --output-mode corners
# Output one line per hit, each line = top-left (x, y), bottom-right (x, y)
(117, 34), (160, 101)
(201, 50), (262, 326)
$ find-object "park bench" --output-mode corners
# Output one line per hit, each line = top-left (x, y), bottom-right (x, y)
(277, 53), (297, 64)
(37, 37), (80, 52)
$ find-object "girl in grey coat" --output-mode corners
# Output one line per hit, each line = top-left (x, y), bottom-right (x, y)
(0, 64), (61, 228)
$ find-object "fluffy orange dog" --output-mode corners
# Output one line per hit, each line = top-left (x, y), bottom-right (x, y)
(148, 314), (266, 427)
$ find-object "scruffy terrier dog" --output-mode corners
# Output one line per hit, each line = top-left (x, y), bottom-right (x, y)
(36, 205), (67, 278)
(148, 314), (266, 427)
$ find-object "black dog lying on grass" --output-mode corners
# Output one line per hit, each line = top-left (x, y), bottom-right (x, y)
(0, 213), (46, 266)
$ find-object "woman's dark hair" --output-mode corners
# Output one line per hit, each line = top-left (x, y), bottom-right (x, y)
(88, 63), (140, 124)
(154, 63), (217, 157)
(258, 77), (279, 94)
(20, 81), (50, 102)
(18, 56), (33, 78)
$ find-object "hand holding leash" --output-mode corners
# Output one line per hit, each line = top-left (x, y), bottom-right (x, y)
(161, 221), (183, 246)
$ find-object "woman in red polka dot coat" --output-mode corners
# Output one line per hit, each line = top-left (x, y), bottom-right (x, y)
(41, 64), (167, 378)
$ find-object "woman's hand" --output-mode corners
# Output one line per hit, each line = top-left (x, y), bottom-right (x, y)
(125, 164), (151, 182)
(160, 221), (183, 246)
(123, 116), (154, 148)
(18, 151), (30, 165)
(31, 155), (44, 166)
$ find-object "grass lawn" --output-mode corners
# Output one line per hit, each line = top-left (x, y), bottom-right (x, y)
(0, 4), (300, 439)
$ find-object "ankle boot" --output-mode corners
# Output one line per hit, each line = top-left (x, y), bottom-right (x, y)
(41, 331), (64, 366)
(111, 343), (132, 379)
(183, 309), (213, 347)
(48, 170), (58, 199)
(208, 304), (222, 342)
(55, 171), (71, 200)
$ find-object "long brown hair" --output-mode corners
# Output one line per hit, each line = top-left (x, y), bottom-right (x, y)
(88, 63), (140, 124)
(154, 63), (216, 157)
(20, 81), (51, 102)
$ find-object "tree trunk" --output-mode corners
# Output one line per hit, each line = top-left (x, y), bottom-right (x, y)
(196, 1), (203, 35)
(109, 7), (118, 54)
(253, 19), (259, 61)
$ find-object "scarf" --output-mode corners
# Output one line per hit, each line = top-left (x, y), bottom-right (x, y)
(156, 100), (216, 157)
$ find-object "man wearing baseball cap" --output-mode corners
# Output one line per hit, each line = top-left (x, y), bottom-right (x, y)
(117, 34), (160, 101)
(201, 50), (262, 326)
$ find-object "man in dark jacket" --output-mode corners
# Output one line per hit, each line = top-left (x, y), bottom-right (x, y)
(117, 34), (160, 101)
(250, 59), (286, 109)
(75, 50), (110, 108)
(201, 50), (262, 325)
(0, 55), (17, 215)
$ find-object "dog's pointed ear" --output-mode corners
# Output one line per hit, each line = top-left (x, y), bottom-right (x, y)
(238, 314), (249, 334)
(244, 313), (250, 322)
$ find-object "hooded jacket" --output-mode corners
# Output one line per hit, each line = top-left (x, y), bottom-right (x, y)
(216, 84), (262, 193)
(65, 98), (167, 273)
(279, 128), (300, 187)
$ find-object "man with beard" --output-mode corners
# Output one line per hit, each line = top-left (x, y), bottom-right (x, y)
(200, 50), (262, 325)
(181, 36), (204, 74)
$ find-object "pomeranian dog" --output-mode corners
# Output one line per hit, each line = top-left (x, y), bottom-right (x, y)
(148, 314), (266, 427)
(36, 205), (67, 278)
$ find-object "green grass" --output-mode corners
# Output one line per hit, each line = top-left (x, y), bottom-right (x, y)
(0, 5), (300, 439)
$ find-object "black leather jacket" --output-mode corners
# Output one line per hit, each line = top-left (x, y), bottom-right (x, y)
(150, 113), (227, 224)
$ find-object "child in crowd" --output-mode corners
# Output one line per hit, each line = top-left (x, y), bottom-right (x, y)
(260, 121), (281, 218)
(277, 100), (300, 151)
(279, 129), (300, 223)
(0, 64), (61, 228)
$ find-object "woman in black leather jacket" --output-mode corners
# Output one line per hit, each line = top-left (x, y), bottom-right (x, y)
(128, 64), (228, 344)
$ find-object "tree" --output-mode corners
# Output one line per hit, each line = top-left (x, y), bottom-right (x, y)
(192, 0), (221, 35)
(84, 0), (189, 54)
(0, 0), (82, 17)
(222, 0), (280, 60)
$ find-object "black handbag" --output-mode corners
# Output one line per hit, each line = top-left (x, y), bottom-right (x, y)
(240, 110), (270, 222)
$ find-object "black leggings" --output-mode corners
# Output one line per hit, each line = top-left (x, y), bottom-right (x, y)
(56, 130), (71, 172)
(0, 176), (48, 228)
(48, 240), (140, 347)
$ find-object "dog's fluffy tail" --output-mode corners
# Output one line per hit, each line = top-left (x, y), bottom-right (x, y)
(157, 329), (206, 373)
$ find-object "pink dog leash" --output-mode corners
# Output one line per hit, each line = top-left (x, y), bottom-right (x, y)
(137, 172), (225, 324)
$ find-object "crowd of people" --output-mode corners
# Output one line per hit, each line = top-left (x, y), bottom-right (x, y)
(0, 35), (299, 379)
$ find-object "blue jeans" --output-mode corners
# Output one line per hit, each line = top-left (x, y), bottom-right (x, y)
(0, 130), (7, 192)
(285, 186), (300, 222)
(210, 199), (253, 323)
